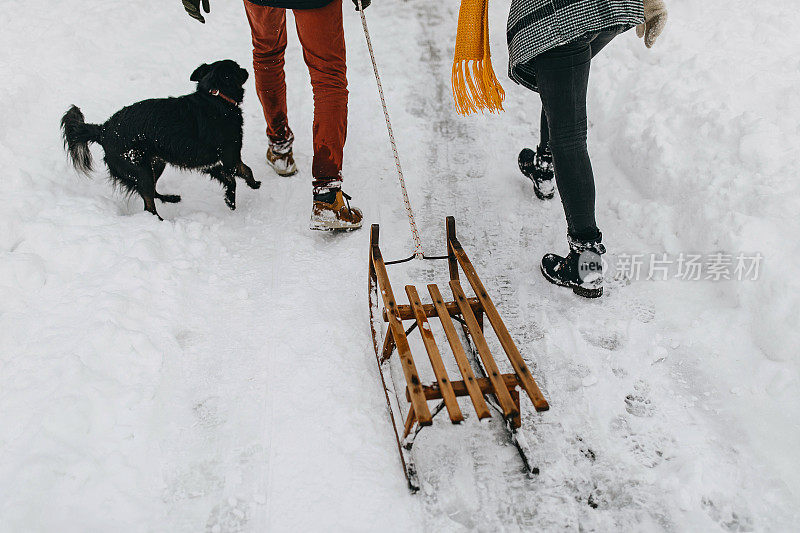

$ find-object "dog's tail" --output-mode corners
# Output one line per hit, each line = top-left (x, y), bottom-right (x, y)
(61, 105), (103, 176)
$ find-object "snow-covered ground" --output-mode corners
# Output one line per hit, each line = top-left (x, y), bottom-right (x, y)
(1, 0), (798, 531)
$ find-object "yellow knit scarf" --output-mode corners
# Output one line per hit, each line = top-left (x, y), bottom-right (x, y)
(451, 0), (505, 115)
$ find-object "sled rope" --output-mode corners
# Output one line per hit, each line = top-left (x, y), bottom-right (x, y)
(357, 1), (424, 259)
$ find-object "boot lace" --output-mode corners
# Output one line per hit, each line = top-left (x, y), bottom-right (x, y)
(535, 145), (553, 171)
(341, 191), (353, 214)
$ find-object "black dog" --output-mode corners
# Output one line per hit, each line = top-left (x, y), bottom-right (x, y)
(61, 60), (260, 219)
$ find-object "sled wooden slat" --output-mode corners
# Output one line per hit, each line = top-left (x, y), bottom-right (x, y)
(380, 327), (396, 364)
(371, 245), (433, 426)
(449, 237), (550, 413)
(403, 405), (416, 438)
(406, 373), (520, 401)
(449, 280), (518, 419)
(509, 388), (522, 429)
(405, 285), (464, 423)
(386, 297), (481, 322)
(427, 284), (491, 419)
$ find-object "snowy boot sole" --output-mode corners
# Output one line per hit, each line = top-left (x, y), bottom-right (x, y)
(267, 160), (297, 177)
(309, 216), (363, 231)
(532, 180), (556, 201)
(540, 263), (603, 298)
(532, 179), (556, 200)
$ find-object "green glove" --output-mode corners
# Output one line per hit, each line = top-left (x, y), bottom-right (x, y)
(636, 0), (668, 48)
(183, 0), (210, 23)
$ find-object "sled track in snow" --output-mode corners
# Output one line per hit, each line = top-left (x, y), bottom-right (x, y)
(404, 4), (553, 528)
(390, 2), (692, 530)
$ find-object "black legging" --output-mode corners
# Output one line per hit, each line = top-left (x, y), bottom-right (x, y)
(517, 28), (621, 241)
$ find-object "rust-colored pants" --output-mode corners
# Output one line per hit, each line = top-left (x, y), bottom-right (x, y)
(244, 0), (348, 181)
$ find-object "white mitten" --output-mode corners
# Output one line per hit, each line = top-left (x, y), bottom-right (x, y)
(636, 0), (668, 48)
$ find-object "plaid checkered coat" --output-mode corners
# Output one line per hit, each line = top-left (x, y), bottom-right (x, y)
(507, 0), (644, 84)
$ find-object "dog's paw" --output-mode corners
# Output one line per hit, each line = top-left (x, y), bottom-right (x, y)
(248, 180), (261, 190)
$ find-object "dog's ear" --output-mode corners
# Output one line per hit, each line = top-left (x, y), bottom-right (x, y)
(190, 63), (211, 82)
(237, 68), (249, 84)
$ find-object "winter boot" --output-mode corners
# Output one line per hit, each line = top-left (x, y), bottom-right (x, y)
(310, 180), (363, 231)
(541, 232), (606, 298)
(266, 137), (297, 177)
(518, 145), (555, 200)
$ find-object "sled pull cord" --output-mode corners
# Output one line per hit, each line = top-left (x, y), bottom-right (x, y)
(357, 1), (424, 259)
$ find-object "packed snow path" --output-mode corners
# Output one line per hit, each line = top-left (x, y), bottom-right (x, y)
(1, 0), (799, 531)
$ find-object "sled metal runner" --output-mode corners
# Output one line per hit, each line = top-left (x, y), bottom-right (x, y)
(369, 217), (550, 492)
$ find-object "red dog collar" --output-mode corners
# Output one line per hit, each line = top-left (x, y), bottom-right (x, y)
(209, 89), (238, 106)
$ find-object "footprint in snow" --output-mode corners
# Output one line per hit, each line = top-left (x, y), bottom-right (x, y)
(624, 380), (654, 417)
(630, 299), (656, 324)
(573, 435), (597, 463)
(610, 416), (673, 469)
(206, 497), (250, 533)
(193, 396), (225, 429)
(612, 367), (628, 378)
(163, 461), (223, 502)
(626, 431), (672, 468)
(563, 361), (592, 392)
(624, 393), (654, 417)
(701, 495), (755, 532)
(580, 323), (627, 351)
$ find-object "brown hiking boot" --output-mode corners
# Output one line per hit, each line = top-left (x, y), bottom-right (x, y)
(266, 146), (297, 176)
(310, 186), (363, 231)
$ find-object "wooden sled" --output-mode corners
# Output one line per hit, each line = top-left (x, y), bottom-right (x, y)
(368, 217), (549, 492)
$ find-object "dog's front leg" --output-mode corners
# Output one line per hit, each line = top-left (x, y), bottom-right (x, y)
(224, 178), (236, 210)
(222, 146), (260, 190)
(208, 165), (237, 211)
